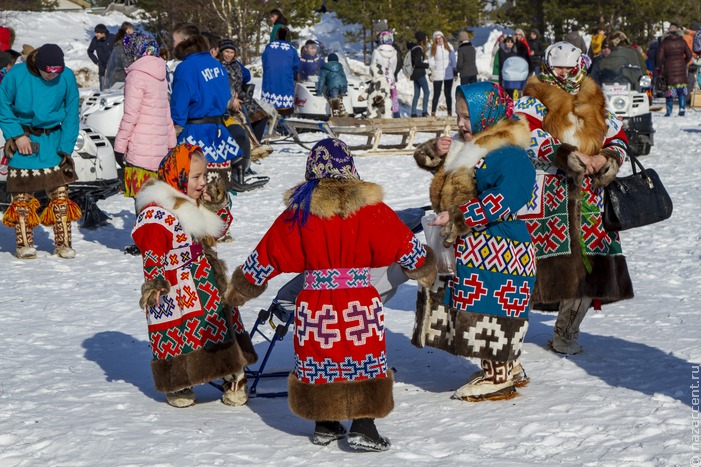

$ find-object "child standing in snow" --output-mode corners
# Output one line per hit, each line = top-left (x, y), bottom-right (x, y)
(224, 138), (437, 451)
(114, 33), (176, 255)
(316, 53), (348, 117)
(369, 31), (399, 118)
(131, 143), (257, 408)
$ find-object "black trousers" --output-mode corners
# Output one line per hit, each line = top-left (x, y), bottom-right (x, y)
(432, 79), (454, 115)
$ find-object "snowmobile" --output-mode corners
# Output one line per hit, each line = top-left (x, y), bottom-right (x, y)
(0, 125), (121, 228)
(599, 66), (654, 156)
(80, 83), (125, 144)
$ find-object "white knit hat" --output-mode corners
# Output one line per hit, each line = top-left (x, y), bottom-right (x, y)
(432, 31), (444, 40)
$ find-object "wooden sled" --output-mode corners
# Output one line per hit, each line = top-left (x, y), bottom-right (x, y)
(280, 116), (454, 156)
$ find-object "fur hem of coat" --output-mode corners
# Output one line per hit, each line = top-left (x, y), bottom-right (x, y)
(136, 179), (226, 240)
(287, 371), (394, 421)
(284, 178), (384, 219)
(151, 337), (256, 393)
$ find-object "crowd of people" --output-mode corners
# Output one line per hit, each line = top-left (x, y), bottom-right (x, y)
(0, 12), (700, 454)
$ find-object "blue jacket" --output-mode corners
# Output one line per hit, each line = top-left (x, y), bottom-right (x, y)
(171, 52), (240, 164)
(316, 61), (347, 96)
(0, 63), (79, 170)
(298, 51), (323, 81)
(261, 40), (299, 109)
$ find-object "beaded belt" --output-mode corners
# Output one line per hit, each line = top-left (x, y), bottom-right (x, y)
(303, 267), (371, 290)
(165, 242), (204, 270)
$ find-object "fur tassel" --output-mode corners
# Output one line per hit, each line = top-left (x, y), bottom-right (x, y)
(413, 138), (444, 172)
(2, 197), (40, 228)
(225, 266), (267, 307)
(553, 143), (586, 176)
(140, 278), (171, 309)
(402, 246), (438, 288)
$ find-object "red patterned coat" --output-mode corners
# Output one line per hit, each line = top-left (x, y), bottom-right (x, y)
(132, 180), (256, 393)
(228, 179), (436, 421)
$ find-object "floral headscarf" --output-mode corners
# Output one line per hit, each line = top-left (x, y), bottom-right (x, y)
(123, 32), (160, 64)
(157, 143), (202, 194)
(455, 82), (514, 135)
(287, 138), (360, 225)
(539, 54), (590, 95)
(378, 31), (394, 46)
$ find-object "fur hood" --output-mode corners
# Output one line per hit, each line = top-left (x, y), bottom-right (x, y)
(523, 75), (607, 156)
(136, 179), (226, 240)
(284, 178), (384, 219)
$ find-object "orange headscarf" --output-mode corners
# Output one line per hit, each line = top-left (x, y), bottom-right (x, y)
(157, 143), (203, 194)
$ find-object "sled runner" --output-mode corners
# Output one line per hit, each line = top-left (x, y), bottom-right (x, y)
(279, 116), (454, 156)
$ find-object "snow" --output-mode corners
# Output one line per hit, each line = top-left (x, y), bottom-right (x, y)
(2, 9), (701, 467)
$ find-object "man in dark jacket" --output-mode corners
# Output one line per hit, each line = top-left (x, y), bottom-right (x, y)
(87, 23), (115, 89)
(527, 29), (545, 74)
(657, 23), (693, 116)
(591, 31), (647, 86)
(565, 24), (587, 54)
(456, 30), (477, 85)
(409, 31), (430, 117)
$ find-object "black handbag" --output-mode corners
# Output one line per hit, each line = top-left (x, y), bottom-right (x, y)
(602, 152), (673, 231)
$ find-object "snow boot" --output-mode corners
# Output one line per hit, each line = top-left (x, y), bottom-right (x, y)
(124, 244), (141, 256)
(453, 360), (517, 402)
(551, 297), (591, 355)
(347, 418), (391, 452)
(221, 373), (248, 406)
(550, 334), (583, 355)
(166, 387), (196, 408)
(5, 193), (38, 259)
(511, 359), (529, 388)
(45, 186), (79, 259)
(312, 421), (347, 445)
(230, 158), (269, 192)
(664, 98), (673, 116)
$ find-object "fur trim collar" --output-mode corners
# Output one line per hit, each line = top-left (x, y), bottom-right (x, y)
(443, 117), (531, 173)
(136, 179), (225, 240)
(284, 179), (384, 219)
(523, 76), (607, 155)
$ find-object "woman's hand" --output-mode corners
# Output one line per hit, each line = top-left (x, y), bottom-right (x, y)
(435, 136), (452, 157)
(231, 98), (243, 112)
(587, 154), (608, 175)
(428, 210), (450, 226)
(15, 135), (33, 155)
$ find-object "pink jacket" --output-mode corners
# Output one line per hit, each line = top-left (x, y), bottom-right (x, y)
(114, 55), (176, 171)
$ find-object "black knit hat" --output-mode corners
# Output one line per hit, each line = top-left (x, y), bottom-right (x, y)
(218, 38), (236, 54)
(35, 43), (64, 73)
(94, 23), (108, 34)
(415, 31), (427, 42)
(327, 53), (339, 62)
(0, 51), (11, 69)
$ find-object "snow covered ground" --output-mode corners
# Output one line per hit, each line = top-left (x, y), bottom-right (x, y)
(1, 9), (701, 467)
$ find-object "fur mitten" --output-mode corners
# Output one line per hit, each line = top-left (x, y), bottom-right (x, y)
(402, 246), (438, 288)
(553, 143), (586, 176)
(414, 138), (445, 172)
(592, 149), (621, 188)
(200, 178), (228, 212)
(224, 266), (267, 308)
(441, 206), (472, 247)
(140, 279), (171, 309)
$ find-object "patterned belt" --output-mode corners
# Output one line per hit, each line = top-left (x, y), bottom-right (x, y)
(165, 242), (204, 270)
(303, 267), (371, 290)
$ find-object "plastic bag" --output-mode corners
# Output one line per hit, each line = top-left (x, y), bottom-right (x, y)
(421, 214), (455, 275)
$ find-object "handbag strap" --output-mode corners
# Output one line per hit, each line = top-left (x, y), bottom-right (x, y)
(624, 148), (655, 188)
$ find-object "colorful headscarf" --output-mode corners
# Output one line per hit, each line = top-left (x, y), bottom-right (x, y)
(539, 54), (590, 95)
(287, 138), (360, 225)
(379, 31), (394, 46)
(455, 82), (514, 135)
(157, 143), (202, 194)
(123, 32), (160, 64)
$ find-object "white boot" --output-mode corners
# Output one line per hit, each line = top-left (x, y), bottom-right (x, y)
(16, 245), (37, 259)
(453, 360), (517, 402)
(166, 387), (196, 408)
(221, 374), (248, 406)
(55, 245), (76, 259)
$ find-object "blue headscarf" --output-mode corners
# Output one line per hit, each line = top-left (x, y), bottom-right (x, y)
(455, 82), (514, 135)
(286, 138), (360, 226)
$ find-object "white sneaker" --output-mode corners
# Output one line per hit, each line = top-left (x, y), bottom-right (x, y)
(550, 335), (583, 355)
(54, 245), (76, 259)
(166, 387), (196, 408)
(221, 377), (248, 406)
(453, 370), (517, 402)
(16, 246), (37, 259)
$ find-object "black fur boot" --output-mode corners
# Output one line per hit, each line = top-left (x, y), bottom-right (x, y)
(312, 420), (346, 445)
(347, 418), (391, 452)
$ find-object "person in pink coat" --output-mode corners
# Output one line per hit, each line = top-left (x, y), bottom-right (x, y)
(114, 33), (176, 255)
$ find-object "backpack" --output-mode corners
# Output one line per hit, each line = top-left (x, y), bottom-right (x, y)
(402, 46), (420, 78)
(693, 29), (701, 55)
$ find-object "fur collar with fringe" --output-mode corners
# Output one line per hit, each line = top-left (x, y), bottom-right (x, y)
(135, 179), (225, 240)
(284, 178), (384, 219)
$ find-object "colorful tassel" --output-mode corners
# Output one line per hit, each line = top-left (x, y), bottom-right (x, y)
(40, 198), (82, 226)
(2, 197), (40, 228)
